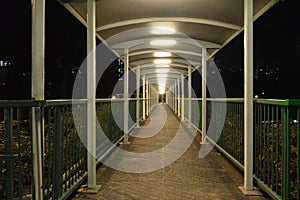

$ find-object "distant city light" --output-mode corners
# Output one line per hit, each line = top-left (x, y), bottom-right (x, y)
(255, 95), (259, 99)
(0, 60), (11, 67)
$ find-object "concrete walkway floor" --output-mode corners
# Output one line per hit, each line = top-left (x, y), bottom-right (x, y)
(71, 104), (271, 200)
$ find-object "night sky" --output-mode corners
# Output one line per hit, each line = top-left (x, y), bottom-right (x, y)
(0, 0), (299, 99)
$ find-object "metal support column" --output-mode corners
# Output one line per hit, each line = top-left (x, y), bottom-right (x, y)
(87, 0), (97, 189)
(146, 79), (149, 116)
(142, 75), (146, 120)
(202, 49), (207, 143)
(243, 0), (254, 192)
(175, 83), (177, 114)
(188, 65), (192, 128)
(177, 78), (181, 117)
(136, 66), (140, 127)
(124, 49), (129, 143)
(181, 74), (185, 121)
(31, 0), (45, 198)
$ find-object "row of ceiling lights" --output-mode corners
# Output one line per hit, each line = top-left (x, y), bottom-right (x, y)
(150, 27), (177, 94)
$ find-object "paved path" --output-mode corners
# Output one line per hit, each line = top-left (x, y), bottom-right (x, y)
(72, 104), (271, 200)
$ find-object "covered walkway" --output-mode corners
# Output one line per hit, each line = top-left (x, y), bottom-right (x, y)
(73, 104), (270, 200)
(1, 1), (299, 200)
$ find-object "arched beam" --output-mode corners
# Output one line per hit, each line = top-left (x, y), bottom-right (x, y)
(130, 58), (201, 67)
(111, 37), (221, 49)
(96, 17), (242, 32)
(129, 49), (202, 58)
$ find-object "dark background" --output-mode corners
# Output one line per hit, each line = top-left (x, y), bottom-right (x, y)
(0, 0), (299, 99)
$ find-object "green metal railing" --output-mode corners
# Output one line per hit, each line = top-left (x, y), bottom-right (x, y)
(181, 98), (299, 200)
(0, 99), (138, 200)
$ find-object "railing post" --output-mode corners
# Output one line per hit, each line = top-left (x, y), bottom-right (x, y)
(202, 49), (207, 143)
(136, 66), (140, 127)
(31, 0), (45, 198)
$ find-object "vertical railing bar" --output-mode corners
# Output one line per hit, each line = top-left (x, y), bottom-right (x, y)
(29, 107), (35, 199)
(53, 106), (62, 199)
(46, 107), (51, 200)
(4, 107), (14, 200)
(281, 106), (286, 199)
(263, 105), (267, 182)
(297, 106), (300, 200)
(70, 105), (75, 183)
(271, 106), (275, 190)
(74, 105), (79, 179)
(267, 105), (270, 186)
(285, 106), (290, 200)
(254, 103), (257, 176)
(275, 106), (279, 195)
(17, 108), (23, 199)
(259, 104), (262, 179)
(64, 106), (69, 190)
(63, 105), (71, 188)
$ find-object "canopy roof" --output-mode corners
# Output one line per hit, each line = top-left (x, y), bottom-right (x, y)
(59, 0), (278, 82)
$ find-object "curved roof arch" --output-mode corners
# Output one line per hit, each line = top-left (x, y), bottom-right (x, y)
(59, 0), (278, 85)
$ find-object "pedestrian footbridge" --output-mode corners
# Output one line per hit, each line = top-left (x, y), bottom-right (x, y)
(0, 0), (299, 199)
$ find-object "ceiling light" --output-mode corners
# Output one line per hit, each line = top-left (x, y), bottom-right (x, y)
(159, 86), (166, 94)
(150, 40), (176, 46)
(151, 27), (175, 35)
(153, 59), (171, 64)
(157, 74), (168, 78)
(154, 52), (171, 57)
(156, 68), (170, 73)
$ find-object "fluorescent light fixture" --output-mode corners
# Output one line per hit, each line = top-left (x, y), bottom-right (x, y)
(157, 77), (166, 83)
(159, 86), (166, 94)
(155, 64), (170, 68)
(151, 27), (175, 35)
(154, 52), (171, 57)
(153, 59), (171, 64)
(157, 74), (168, 78)
(156, 68), (170, 73)
(150, 40), (176, 46)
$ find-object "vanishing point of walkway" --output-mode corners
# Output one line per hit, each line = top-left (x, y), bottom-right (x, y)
(72, 104), (271, 200)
